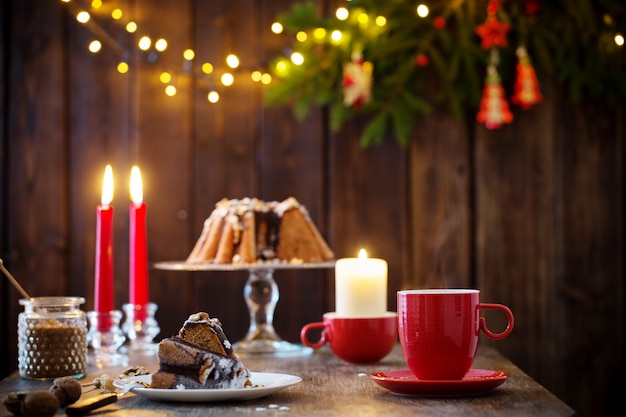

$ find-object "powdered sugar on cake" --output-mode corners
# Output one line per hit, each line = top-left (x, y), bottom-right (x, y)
(185, 197), (334, 265)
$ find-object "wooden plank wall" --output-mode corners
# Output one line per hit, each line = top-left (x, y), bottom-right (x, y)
(1, 1), (624, 417)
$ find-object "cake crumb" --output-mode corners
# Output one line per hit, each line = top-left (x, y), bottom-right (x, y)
(279, 406), (290, 411)
(357, 372), (368, 377)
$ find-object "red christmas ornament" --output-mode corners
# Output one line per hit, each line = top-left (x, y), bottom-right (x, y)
(475, 15), (511, 50)
(416, 54), (429, 67)
(477, 64), (513, 129)
(511, 46), (543, 109)
(433, 16), (446, 30)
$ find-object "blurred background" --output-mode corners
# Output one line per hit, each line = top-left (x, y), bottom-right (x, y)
(1, 1), (624, 416)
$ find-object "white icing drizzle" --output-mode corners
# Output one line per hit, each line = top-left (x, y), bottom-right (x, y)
(187, 312), (210, 323)
(275, 197), (301, 216)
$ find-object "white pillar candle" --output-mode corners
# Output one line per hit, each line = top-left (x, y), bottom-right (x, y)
(335, 249), (388, 318)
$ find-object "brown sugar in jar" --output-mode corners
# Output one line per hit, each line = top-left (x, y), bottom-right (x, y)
(18, 297), (88, 380)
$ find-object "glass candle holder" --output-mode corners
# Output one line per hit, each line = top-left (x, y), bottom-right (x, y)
(87, 310), (128, 367)
(122, 302), (160, 354)
(18, 297), (88, 380)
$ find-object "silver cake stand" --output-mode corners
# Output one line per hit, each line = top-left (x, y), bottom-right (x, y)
(153, 260), (335, 357)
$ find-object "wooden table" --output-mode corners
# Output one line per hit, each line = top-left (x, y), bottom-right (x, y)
(0, 344), (575, 417)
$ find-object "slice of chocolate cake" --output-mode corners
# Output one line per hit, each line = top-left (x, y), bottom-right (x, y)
(151, 312), (251, 389)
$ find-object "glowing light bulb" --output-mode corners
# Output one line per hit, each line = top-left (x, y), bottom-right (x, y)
(88, 40), (102, 53)
(290, 52), (304, 65)
(159, 72), (172, 84)
(615, 33), (624, 46)
(202, 63), (214, 74)
(417, 4), (429, 18)
(296, 31), (308, 42)
(91, 0), (102, 9)
(336, 7), (349, 20)
(275, 59), (288, 76)
(155, 38), (168, 52)
(138, 36), (151, 50)
(126, 22), (137, 33)
(183, 49), (195, 60)
(271, 22), (283, 34)
(358, 13), (369, 25)
(165, 85), (177, 96)
(261, 73), (272, 85)
(313, 28), (326, 40)
(111, 8), (123, 20)
(76, 11), (90, 23)
(331, 30), (343, 43)
(376, 16), (387, 27)
(221, 73), (234, 86)
(251, 71), (262, 82)
(226, 54), (239, 68)
(117, 62), (129, 73)
(207, 91), (219, 103)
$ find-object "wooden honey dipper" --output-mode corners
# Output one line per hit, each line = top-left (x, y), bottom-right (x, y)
(0, 258), (32, 300)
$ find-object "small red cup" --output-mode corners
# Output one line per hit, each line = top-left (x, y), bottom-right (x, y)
(397, 289), (514, 380)
(300, 312), (398, 364)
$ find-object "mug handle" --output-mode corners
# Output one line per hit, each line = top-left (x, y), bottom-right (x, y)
(300, 322), (327, 348)
(478, 303), (515, 340)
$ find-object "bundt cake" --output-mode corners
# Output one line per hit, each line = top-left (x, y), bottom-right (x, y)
(151, 312), (251, 389)
(186, 197), (334, 264)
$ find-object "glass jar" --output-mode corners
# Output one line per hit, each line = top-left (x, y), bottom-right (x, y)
(18, 297), (88, 380)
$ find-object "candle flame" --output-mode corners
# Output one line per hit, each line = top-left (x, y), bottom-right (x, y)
(358, 248), (368, 259)
(101, 165), (114, 206)
(130, 165), (143, 205)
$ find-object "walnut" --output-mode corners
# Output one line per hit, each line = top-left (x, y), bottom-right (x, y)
(21, 391), (59, 417)
(4, 391), (60, 417)
(49, 376), (82, 407)
(3, 392), (26, 415)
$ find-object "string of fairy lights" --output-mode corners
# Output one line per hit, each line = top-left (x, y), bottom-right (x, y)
(59, 0), (393, 104)
(60, 0), (280, 103)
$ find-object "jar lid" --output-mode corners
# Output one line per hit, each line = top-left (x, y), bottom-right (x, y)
(19, 296), (85, 307)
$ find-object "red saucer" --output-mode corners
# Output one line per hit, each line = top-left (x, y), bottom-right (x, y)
(370, 369), (508, 397)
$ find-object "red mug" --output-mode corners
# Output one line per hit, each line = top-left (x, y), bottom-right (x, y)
(397, 289), (514, 380)
(300, 312), (397, 364)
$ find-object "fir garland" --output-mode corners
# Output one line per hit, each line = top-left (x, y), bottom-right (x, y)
(264, 0), (626, 147)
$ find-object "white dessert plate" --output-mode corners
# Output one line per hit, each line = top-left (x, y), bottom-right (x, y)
(113, 373), (302, 402)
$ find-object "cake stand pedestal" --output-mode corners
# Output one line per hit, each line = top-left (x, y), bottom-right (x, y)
(154, 261), (335, 357)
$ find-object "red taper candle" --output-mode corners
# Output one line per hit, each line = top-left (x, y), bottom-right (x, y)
(129, 166), (150, 307)
(94, 165), (115, 313)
